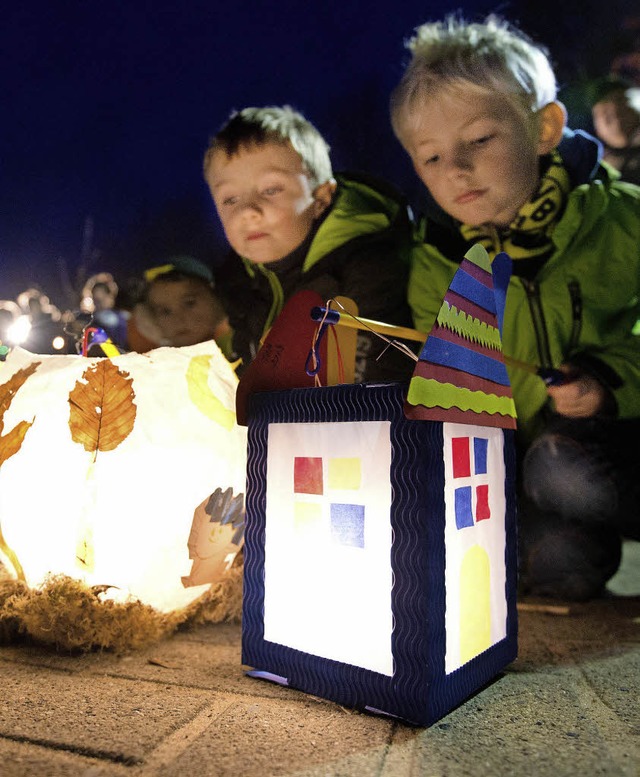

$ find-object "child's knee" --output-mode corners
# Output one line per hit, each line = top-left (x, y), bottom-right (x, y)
(519, 522), (621, 601)
(522, 432), (617, 522)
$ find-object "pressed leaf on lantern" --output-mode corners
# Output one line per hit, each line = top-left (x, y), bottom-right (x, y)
(0, 361), (40, 582)
(0, 525), (26, 581)
(68, 360), (137, 453)
(0, 362), (40, 467)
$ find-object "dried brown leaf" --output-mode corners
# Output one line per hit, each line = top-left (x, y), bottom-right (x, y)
(0, 362), (39, 466)
(68, 360), (137, 453)
(0, 524), (25, 581)
(0, 419), (34, 468)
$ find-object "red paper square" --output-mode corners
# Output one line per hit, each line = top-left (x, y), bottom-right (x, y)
(452, 437), (471, 478)
(294, 457), (324, 494)
(475, 484), (491, 521)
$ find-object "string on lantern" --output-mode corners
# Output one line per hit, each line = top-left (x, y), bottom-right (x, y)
(306, 297), (419, 386)
(305, 303), (337, 386)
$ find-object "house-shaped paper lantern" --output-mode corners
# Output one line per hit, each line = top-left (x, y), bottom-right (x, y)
(240, 245), (518, 726)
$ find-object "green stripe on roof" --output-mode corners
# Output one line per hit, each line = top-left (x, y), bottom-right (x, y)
(406, 376), (517, 418)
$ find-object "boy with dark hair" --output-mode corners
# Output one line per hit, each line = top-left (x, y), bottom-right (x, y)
(130, 256), (231, 352)
(591, 77), (640, 185)
(391, 15), (640, 600)
(203, 105), (415, 382)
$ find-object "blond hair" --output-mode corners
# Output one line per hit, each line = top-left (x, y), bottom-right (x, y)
(390, 15), (558, 143)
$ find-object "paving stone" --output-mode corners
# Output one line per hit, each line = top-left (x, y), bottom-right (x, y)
(578, 649), (640, 730)
(0, 553), (638, 776)
(1, 738), (129, 777)
(99, 632), (312, 702)
(0, 661), (230, 765)
(384, 669), (639, 777)
(157, 695), (394, 777)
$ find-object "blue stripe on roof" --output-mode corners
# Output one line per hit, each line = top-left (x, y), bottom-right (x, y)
(419, 337), (510, 385)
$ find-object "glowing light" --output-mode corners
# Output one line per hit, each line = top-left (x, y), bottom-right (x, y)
(80, 295), (94, 313)
(264, 421), (394, 676)
(6, 315), (31, 345)
(52, 336), (66, 351)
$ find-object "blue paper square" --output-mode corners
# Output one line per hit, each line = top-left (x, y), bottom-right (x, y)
(330, 503), (365, 548)
(454, 486), (474, 529)
(474, 437), (488, 475)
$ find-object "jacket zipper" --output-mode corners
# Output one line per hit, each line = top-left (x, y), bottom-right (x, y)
(522, 279), (553, 368)
(521, 280), (583, 368)
(567, 281), (582, 353)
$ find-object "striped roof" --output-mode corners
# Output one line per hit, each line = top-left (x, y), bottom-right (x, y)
(405, 244), (517, 429)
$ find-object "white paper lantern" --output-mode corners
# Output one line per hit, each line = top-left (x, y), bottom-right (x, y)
(0, 342), (247, 613)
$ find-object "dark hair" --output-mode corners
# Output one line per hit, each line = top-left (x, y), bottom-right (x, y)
(203, 105), (333, 189)
(143, 271), (213, 301)
(590, 76), (633, 105)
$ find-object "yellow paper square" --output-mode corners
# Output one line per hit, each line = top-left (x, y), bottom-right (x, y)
(294, 501), (323, 533)
(328, 457), (361, 490)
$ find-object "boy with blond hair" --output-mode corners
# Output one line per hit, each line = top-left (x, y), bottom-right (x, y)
(203, 105), (415, 383)
(391, 15), (640, 600)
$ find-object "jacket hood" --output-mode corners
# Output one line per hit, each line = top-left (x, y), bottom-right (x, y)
(557, 128), (604, 187)
(302, 172), (406, 272)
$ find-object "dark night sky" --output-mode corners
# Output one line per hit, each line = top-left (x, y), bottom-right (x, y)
(2, 0), (635, 308)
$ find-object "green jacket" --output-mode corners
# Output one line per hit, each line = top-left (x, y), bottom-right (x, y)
(217, 172), (415, 382)
(409, 164), (640, 443)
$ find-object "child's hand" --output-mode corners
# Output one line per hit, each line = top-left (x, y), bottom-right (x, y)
(546, 366), (606, 418)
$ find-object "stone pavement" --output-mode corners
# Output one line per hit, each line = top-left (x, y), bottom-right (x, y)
(1, 542), (639, 777)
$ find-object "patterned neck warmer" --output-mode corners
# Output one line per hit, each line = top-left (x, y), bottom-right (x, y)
(459, 151), (570, 264)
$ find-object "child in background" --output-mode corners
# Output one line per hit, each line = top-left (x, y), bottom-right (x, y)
(591, 77), (640, 186)
(203, 105), (415, 383)
(89, 277), (129, 350)
(129, 256), (232, 353)
(390, 15), (640, 600)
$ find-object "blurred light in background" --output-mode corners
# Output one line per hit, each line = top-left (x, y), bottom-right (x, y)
(6, 315), (32, 345)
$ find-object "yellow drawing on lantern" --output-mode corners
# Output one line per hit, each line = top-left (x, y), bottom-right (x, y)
(186, 355), (236, 430)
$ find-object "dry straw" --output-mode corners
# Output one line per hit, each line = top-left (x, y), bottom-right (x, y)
(0, 562), (243, 653)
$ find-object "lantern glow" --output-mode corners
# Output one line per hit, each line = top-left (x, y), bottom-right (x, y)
(263, 420), (394, 676)
(0, 342), (247, 614)
(240, 247), (518, 726)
